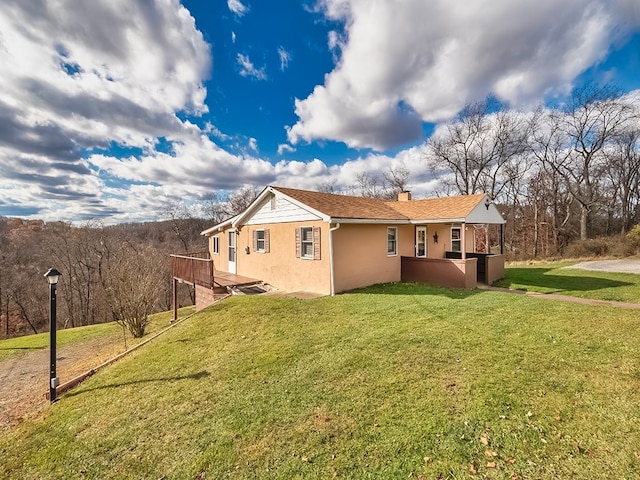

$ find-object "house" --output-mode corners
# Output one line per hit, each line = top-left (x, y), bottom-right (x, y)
(181, 185), (505, 305)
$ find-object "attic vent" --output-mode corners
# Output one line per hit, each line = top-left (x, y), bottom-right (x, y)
(270, 194), (276, 210)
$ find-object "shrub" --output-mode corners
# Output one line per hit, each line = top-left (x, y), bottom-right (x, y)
(627, 224), (640, 247)
(564, 235), (638, 259)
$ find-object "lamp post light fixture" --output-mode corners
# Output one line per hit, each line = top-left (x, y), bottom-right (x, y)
(44, 268), (62, 403)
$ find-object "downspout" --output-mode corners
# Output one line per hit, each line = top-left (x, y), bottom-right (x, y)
(329, 222), (341, 296)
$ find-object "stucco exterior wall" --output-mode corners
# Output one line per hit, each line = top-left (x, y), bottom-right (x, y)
(212, 220), (332, 295)
(401, 257), (478, 289)
(332, 223), (410, 293)
(208, 231), (228, 271)
(486, 254), (505, 284)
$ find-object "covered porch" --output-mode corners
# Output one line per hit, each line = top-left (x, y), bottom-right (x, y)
(401, 253), (505, 289)
(170, 252), (261, 319)
(401, 221), (505, 289)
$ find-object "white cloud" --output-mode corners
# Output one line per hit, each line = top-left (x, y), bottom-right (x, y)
(0, 0), (211, 221)
(205, 122), (230, 141)
(277, 143), (297, 155)
(237, 53), (267, 80)
(227, 0), (248, 17)
(248, 137), (258, 152)
(288, 0), (640, 150)
(278, 46), (292, 71)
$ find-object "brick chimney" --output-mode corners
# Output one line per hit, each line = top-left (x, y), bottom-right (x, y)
(398, 191), (412, 201)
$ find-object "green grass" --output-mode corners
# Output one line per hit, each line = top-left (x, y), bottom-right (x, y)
(496, 261), (640, 303)
(0, 307), (195, 362)
(1, 284), (639, 479)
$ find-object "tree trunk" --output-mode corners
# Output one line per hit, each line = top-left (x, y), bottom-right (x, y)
(580, 205), (589, 241)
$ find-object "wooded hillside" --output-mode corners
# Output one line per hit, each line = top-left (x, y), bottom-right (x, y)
(0, 217), (208, 339)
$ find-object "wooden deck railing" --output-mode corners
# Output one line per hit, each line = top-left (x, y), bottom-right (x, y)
(170, 252), (214, 288)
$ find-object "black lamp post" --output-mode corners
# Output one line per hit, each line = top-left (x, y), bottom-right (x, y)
(44, 268), (62, 403)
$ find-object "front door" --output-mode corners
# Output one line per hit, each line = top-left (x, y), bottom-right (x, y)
(228, 231), (237, 274)
(416, 226), (427, 258)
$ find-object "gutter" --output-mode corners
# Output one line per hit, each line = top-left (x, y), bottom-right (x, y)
(329, 222), (341, 296)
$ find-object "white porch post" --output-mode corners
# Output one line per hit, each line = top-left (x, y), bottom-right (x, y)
(461, 222), (466, 260)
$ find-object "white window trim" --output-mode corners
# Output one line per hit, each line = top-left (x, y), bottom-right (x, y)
(255, 229), (266, 253)
(301, 226), (314, 259)
(212, 235), (220, 255)
(387, 226), (398, 257)
(451, 226), (461, 252)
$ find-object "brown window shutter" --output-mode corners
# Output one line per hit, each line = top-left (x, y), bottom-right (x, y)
(313, 226), (321, 260)
(253, 230), (258, 251)
(264, 229), (270, 253)
(295, 227), (301, 258)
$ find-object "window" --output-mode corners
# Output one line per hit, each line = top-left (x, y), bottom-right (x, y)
(253, 229), (270, 253)
(296, 226), (321, 260)
(387, 227), (397, 256)
(451, 227), (461, 252)
(212, 236), (220, 255)
(301, 227), (314, 258)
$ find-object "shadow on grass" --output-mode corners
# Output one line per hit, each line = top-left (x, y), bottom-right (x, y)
(0, 346), (46, 351)
(64, 370), (210, 397)
(498, 267), (634, 292)
(349, 282), (480, 299)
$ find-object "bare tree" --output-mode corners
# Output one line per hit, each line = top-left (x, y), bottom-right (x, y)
(426, 100), (532, 200)
(540, 84), (636, 240)
(382, 166), (411, 198)
(350, 166), (411, 200)
(316, 180), (337, 193)
(102, 245), (166, 338)
(603, 129), (640, 234)
(204, 186), (260, 222)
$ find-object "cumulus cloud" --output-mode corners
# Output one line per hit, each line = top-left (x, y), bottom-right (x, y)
(237, 53), (267, 80)
(0, 0), (211, 221)
(288, 0), (640, 150)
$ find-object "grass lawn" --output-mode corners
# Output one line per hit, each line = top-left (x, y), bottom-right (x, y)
(1, 284), (639, 479)
(0, 307), (195, 362)
(496, 261), (640, 303)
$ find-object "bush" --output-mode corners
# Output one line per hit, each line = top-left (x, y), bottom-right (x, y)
(627, 224), (640, 247)
(564, 234), (639, 259)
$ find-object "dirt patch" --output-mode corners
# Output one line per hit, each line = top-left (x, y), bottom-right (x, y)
(565, 259), (640, 274)
(0, 335), (128, 432)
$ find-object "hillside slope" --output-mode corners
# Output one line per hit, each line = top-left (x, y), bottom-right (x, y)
(1, 284), (639, 479)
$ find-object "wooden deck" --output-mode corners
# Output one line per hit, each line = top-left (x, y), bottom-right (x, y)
(170, 253), (261, 289)
(213, 271), (261, 288)
(170, 252), (263, 320)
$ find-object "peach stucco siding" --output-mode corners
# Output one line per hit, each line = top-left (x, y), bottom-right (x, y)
(210, 220), (332, 295)
(208, 221), (494, 294)
(332, 224), (410, 293)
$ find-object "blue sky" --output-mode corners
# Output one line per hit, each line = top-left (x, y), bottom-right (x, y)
(0, 0), (639, 223)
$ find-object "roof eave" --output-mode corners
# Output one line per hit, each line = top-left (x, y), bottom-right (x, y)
(329, 218), (409, 224)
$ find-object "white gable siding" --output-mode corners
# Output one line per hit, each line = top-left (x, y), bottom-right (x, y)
(245, 196), (321, 225)
(466, 201), (505, 224)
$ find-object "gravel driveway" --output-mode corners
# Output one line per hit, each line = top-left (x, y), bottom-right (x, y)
(566, 259), (640, 274)
(0, 337), (126, 432)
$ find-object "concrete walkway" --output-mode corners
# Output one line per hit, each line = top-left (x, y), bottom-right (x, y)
(478, 284), (640, 309)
